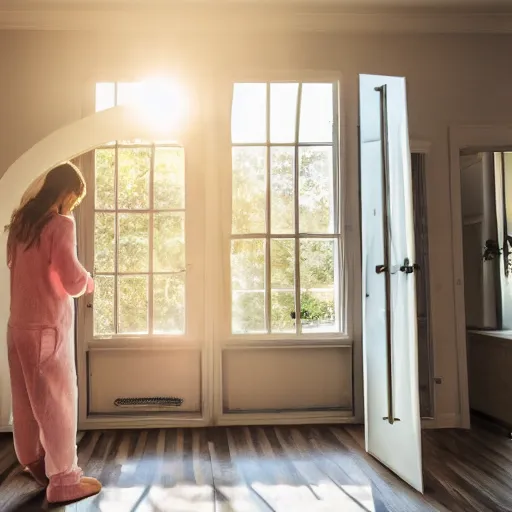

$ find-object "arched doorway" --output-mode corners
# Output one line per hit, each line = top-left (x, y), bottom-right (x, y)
(0, 105), (192, 429)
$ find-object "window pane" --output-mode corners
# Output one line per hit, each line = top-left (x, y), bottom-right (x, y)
(118, 213), (149, 273)
(96, 82), (115, 112)
(94, 213), (115, 273)
(232, 292), (265, 334)
(154, 147), (185, 209)
(271, 292), (296, 333)
(299, 147), (334, 233)
(118, 276), (148, 334)
(154, 212), (185, 273)
(271, 147), (295, 234)
(94, 276), (115, 336)
(154, 274), (185, 334)
(299, 83), (334, 143)
(232, 147), (266, 234)
(231, 239), (266, 333)
(118, 148), (151, 209)
(300, 239), (337, 333)
(232, 83), (266, 143)
(270, 83), (298, 143)
(271, 239), (294, 288)
(95, 149), (115, 209)
(271, 239), (296, 333)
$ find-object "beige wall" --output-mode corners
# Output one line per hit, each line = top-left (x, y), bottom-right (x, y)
(2, 31), (512, 423)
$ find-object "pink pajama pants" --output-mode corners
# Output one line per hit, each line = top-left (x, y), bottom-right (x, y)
(7, 324), (81, 481)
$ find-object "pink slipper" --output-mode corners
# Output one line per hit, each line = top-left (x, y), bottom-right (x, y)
(47, 471), (102, 504)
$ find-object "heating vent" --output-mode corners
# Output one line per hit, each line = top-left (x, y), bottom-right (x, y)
(114, 397), (184, 408)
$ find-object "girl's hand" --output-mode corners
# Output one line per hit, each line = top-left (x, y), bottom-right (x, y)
(86, 273), (95, 294)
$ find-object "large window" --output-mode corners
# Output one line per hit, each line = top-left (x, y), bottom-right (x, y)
(230, 82), (342, 335)
(92, 82), (186, 337)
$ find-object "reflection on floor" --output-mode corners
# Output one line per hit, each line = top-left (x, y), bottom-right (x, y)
(0, 424), (510, 511)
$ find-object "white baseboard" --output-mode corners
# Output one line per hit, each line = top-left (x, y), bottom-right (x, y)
(78, 410), (358, 430)
(2, 413), (463, 432)
(79, 413), (207, 430)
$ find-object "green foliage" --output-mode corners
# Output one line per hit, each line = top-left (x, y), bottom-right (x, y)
(231, 146), (338, 334)
(93, 146), (185, 336)
(92, 140), (338, 337)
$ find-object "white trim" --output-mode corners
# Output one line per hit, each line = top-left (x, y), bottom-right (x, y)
(217, 410), (356, 426)
(448, 125), (512, 431)
(79, 413), (207, 430)
(409, 141), (438, 424)
(217, 73), (359, 424)
(222, 338), (352, 349)
(410, 140), (432, 154)
(2, 6), (512, 34)
(77, 410), (358, 430)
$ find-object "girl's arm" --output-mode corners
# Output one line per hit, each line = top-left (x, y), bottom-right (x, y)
(50, 216), (93, 298)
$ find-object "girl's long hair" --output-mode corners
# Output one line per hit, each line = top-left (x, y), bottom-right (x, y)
(5, 162), (86, 266)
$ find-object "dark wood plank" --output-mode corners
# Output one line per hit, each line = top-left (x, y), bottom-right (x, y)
(1, 424), (512, 511)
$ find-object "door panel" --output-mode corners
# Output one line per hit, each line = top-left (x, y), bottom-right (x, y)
(360, 74), (423, 493)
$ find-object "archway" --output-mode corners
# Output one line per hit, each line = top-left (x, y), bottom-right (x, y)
(0, 105), (185, 429)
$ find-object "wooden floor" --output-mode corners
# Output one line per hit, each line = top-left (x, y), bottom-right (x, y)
(0, 424), (511, 511)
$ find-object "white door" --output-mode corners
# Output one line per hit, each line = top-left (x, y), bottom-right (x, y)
(359, 74), (424, 493)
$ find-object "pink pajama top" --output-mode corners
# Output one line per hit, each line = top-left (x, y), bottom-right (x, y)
(8, 214), (93, 330)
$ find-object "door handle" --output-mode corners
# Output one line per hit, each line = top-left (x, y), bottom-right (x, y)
(399, 258), (419, 274)
(375, 84), (400, 425)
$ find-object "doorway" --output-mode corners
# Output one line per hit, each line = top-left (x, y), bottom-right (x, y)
(459, 148), (512, 433)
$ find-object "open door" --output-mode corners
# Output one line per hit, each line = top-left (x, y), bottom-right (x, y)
(360, 74), (424, 493)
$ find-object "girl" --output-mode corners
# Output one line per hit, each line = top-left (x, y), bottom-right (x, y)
(5, 162), (101, 504)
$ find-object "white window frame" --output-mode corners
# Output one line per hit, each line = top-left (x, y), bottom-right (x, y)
(78, 80), (205, 350)
(216, 72), (352, 346)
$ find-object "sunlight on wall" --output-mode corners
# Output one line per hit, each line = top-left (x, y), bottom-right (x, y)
(96, 77), (189, 134)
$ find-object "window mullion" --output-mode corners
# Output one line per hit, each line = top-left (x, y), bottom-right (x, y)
(294, 83), (303, 336)
(265, 83), (272, 334)
(333, 81), (341, 235)
(148, 144), (155, 335)
(333, 81), (342, 333)
(114, 142), (119, 334)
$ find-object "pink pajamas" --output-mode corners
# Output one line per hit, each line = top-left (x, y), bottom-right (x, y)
(7, 213), (93, 499)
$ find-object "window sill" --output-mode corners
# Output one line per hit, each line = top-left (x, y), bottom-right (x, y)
(222, 335), (352, 349)
(87, 338), (201, 350)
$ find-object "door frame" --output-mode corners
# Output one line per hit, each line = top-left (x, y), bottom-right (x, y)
(408, 140), (439, 429)
(448, 124), (512, 430)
